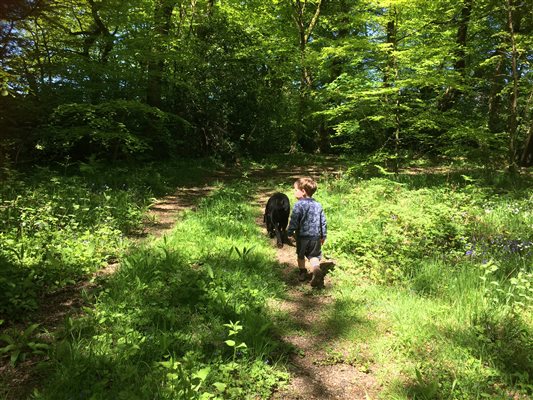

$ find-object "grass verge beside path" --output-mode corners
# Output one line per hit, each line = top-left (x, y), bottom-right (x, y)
(12, 179), (291, 399)
(319, 166), (532, 399)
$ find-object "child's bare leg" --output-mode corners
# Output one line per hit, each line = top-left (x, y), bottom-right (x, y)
(298, 258), (307, 281)
(309, 257), (324, 288)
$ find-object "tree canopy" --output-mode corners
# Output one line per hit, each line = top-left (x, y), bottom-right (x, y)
(1, 0), (532, 167)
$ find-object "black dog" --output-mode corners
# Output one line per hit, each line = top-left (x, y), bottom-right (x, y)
(264, 192), (290, 248)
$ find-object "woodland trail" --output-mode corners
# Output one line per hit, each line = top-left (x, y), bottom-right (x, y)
(0, 170), (228, 399)
(144, 159), (382, 398)
(263, 236), (380, 400)
(252, 167), (381, 400)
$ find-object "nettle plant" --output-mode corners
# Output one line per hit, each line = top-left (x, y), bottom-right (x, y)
(155, 321), (251, 399)
(223, 320), (247, 366)
(157, 355), (212, 400)
(480, 260), (533, 313)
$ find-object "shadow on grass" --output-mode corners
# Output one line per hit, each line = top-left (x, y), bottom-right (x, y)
(390, 308), (532, 400)
(315, 297), (374, 341)
(448, 310), (532, 383)
(33, 239), (292, 398)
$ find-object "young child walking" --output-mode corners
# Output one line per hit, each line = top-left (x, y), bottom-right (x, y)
(287, 177), (327, 288)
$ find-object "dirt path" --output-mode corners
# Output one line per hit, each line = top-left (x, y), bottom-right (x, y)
(254, 186), (380, 400)
(38, 177), (225, 327)
(144, 159), (381, 398)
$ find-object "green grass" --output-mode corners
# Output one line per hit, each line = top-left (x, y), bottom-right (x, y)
(0, 159), (217, 319)
(1, 156), (532, 399)
(21, 180), (289, 399)
(319, 166), (532, 399)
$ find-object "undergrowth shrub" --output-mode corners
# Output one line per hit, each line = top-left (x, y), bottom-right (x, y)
(324, 178), (469, 283)
(323, 169), (532, 399)
(0, 159), (215, 320)
(38, 100), (197, 161)
(471, 309), (533, 384)
(0, 167), (158, 319)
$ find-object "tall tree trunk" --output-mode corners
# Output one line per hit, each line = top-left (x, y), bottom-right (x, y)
(521, 122), (533, 167)
(383, 8), (400, 171)
(146, 0), (176, 109)
(383, 18), (395, 88)
(317, 0), (351, 153)
(290, 0), (323, 152)
(487, 48), (506, 133)
(519, 88), (533, 166)
(506, 0), (519, 172)
(87, 0), (114, 63)
(438, 0), (472, 111)
(87, 0), (115, 102)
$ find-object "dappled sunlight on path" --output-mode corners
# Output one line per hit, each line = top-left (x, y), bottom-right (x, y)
(2, 157), (357, 399)
(254, 188), (380, 400)
(142, 184), (217, 238)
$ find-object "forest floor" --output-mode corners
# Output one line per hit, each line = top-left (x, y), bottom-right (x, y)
(2, 158), (382, 400)
(145, 159), (381, 398)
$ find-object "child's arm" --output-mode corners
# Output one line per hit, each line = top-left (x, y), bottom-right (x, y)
(287, 203), (301, 237)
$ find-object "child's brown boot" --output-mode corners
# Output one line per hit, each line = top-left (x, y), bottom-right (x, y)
(310, 265), (324, 288)
(298, 268), (307, 282)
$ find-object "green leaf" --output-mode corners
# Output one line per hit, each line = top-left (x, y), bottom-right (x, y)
(23, 323), (40, 338)
(213, 382), (227, 392)
(0, 344), (16, 353)
(166, 372), (179, 380)
(225, 340), (236, 347)
(10, 349), (21, 365)
(206, 264), (214, 279)
(0, 334), (15, 344)
(194, 367), (211, 381)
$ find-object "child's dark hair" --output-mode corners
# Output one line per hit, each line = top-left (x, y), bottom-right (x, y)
(296, 177), (317, 196)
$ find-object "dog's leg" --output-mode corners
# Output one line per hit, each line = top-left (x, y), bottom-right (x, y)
(266, 214), (275, 238)
(274, 222), (283, 248)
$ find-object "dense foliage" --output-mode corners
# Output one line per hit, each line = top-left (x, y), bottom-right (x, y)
(1, 0), (532, 166)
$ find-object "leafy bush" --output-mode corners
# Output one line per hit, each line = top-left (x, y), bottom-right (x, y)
(38, 100), (197, 161)
(325, 178), (469, 283)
